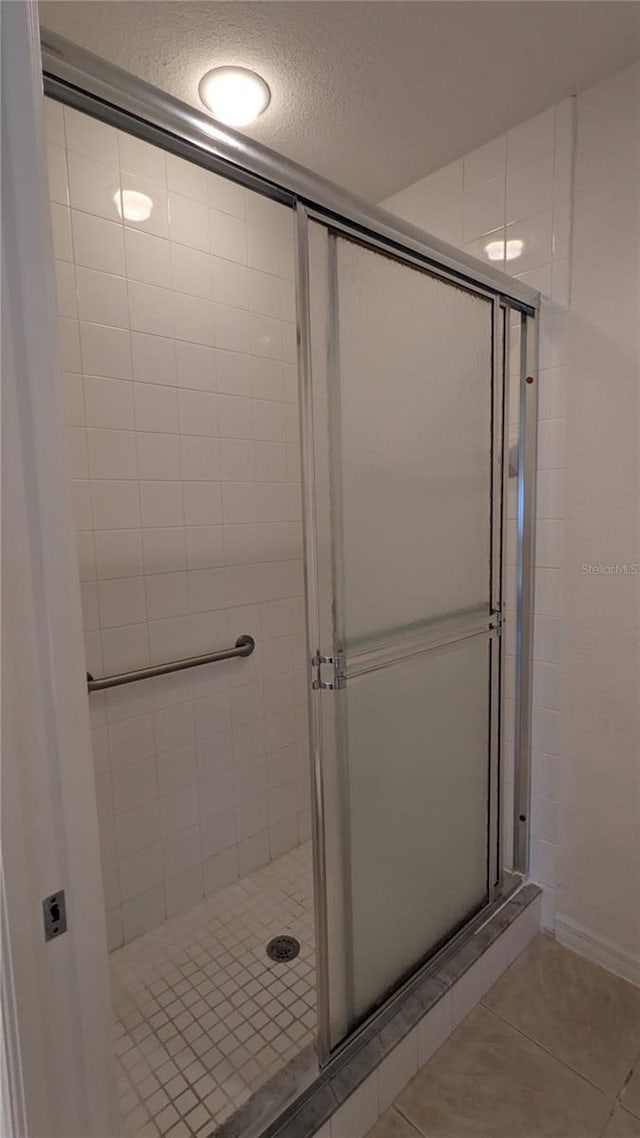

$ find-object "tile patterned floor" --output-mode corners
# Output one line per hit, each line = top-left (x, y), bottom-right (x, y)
(112, 843), (315, 1138)
(368, 933), (640, 1138)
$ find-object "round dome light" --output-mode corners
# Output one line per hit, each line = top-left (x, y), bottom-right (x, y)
(199, 66), (271, 127)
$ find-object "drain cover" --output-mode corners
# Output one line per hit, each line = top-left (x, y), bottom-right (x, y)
(266, 935), (300, 963)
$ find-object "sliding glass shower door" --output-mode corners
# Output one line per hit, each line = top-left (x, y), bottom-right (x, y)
(301, 216), (504, 1054)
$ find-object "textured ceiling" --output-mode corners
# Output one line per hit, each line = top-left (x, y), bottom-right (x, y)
(39, 1), (640, 201)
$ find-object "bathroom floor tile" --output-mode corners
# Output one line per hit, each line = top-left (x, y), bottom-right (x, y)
(483, 934), (640, 1094)
(395, 1004), (610, 1138)
(622, 1066), (640, 1120)
(112, 843), (315, 1136)
(367, 1109), (421, 1138)
(604, 1109), (640, 1138)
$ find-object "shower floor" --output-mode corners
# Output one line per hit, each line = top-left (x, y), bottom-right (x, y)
(112, 843), (315, 1138)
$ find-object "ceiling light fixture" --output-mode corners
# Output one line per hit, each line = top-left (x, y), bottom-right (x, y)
(199, 66), (271, 127)
(485, 238), (524, 263)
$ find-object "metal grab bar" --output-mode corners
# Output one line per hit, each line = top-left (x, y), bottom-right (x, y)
(86, 634), (255, 692)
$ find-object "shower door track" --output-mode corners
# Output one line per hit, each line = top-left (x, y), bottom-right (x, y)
(40, 31), (537, 315)
(40, 23), (539, 1098)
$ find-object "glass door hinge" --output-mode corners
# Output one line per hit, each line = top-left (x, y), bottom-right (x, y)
(311, 652), (346, 690)
(490, 610), (504, 634)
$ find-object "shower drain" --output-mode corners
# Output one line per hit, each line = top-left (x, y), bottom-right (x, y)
(266, 935), (300, 963)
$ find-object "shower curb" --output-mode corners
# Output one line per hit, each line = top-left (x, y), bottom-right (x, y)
(213, 881), (542, 1138)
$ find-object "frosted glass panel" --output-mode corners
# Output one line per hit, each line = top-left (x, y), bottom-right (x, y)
(333, 238), (493, 648)
(305, 221), (501, 1052)
(345, 635), (490, 1022)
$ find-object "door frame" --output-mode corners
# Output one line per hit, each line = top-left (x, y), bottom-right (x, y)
(2, 4), (118, 1135)
(8, 24), (540, 1131)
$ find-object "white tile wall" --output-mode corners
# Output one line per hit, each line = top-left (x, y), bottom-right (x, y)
(383, 98), (575, 926)
(46, 98), (310, 948)
(555, 62), (640, 966)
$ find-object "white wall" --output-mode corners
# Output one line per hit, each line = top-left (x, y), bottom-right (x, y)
(557, 62), (640, 976)
(382, 98), (572, 928)
(45, 98), (311, 949)
(2, 4), (116, 1132)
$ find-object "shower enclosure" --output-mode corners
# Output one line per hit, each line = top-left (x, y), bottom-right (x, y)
(42, 28), (538, 1136)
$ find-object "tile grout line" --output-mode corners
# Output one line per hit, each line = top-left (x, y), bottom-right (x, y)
(478, 1001), (623, 1105)
(386, 998), (630, 1138)
(393, 1101), (432, 1138)
(596, 1098), (621, 1138)
(613, 1044), (640, 1125)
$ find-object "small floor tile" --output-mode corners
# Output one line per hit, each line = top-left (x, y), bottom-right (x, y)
(113, 843), (315, 1135)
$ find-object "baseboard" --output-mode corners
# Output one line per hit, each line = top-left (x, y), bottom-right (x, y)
(555, 914), (640, 988)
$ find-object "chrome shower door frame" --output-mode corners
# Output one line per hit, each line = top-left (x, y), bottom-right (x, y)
(297, 207), (527, 1059)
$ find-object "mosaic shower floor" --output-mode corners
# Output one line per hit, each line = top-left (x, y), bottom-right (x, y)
(112, 843), (315, 1137)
